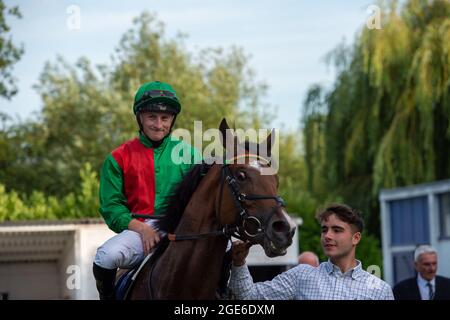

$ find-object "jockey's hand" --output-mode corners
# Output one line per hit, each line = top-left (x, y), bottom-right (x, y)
(231, 240), (252, 267)
(128, 219), (160, 255)
(139, 224), (160, 255)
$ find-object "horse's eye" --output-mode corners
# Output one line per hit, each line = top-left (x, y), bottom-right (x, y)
(237, 171), (246, 181)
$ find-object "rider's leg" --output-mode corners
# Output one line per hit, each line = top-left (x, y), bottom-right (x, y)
(92, 219), (162, 300)
(92, 263), (117, 300)
(93, 228), (145, 300)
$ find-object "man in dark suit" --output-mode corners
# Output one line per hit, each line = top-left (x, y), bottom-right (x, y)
(393, 245), (450, 300)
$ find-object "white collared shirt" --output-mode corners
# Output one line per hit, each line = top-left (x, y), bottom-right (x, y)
(229, 259), (394, 300)
(417, 273), (435, 300)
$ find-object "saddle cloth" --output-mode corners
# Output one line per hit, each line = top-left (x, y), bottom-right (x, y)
(115, 253), (153, 300)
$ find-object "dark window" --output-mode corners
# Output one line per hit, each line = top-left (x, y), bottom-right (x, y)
(438, 192), (450, 239)
(392, 251), (415, 284)
(389, 196), (429, 246)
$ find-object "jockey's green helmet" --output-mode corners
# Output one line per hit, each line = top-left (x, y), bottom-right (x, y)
(133, 81), (181, 115)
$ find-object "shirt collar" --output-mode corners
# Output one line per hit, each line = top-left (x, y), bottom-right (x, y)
(417, 272), (435, 287)
(324, 259), (363, 279)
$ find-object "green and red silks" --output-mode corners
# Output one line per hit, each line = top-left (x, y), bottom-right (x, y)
(99, 133), (201, 233)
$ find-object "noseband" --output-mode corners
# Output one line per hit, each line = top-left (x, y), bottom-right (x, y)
(220, 160), (285, 239)
(166, 155), (286, 242)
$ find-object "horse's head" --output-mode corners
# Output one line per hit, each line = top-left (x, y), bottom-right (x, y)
(217, 119), (296, 257)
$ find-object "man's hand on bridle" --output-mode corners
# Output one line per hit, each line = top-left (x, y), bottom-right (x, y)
(231, 240), (252, 266)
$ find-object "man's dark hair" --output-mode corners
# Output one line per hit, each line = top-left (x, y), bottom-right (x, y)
(315, 203), (364, 233)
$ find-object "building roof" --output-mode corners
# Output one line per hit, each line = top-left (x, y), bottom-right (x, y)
(379, 179), (450, 201)
(0, 218), (105, 227)
(0, 219), (105, 263)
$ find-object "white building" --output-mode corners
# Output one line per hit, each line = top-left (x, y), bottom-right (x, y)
(0, 219), (114, 300)
(0, 217), (300, 299)
(379, 179), (450, 287)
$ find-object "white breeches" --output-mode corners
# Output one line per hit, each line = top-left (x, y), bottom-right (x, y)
(93, 219), (163, 269)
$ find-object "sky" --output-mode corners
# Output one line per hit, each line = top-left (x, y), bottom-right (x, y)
(1, 0), (375, 130)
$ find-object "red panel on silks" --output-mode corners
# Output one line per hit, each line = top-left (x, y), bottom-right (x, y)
(112, 138), (155, 218)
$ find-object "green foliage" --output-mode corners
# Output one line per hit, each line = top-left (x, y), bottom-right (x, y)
(0, 0), (23, 99)
(0, 6), (394, 271)
(302, 85), (328, 199)
(0, 162), (99, 222)
(1, 12), (273, 197)
(357, 234), (382, 275)
(302, 0), (450, 237)
(276, 114), (380, 268)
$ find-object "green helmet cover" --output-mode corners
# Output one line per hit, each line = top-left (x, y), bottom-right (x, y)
(133, 81), (181, 115)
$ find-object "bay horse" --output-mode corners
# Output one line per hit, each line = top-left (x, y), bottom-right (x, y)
(128, 119), (296, 299)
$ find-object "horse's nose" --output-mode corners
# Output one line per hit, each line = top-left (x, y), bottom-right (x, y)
(271, 220), (292, 236)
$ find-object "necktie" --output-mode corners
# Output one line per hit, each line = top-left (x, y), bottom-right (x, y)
(426, 282), (435, 300)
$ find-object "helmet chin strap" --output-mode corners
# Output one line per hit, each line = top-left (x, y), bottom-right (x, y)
(170, 114), (177, 131)
(136, 113), (146, 136)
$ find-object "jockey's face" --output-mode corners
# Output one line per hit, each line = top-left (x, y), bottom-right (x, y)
(320, 214), (361, 262)
(140, 111), (175, 142)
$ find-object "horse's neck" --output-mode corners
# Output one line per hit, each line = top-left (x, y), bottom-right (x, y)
(153, 165), (228, 299)
(175, 165), (221, 233)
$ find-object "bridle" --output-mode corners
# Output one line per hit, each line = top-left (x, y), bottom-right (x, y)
(132, 154), (286, 299)
(165, 154), (286, 242)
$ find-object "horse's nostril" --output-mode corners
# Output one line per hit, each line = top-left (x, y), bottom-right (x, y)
(271, 220), (290, 234)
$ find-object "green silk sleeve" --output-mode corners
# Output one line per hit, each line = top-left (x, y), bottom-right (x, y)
(98, 154), (132, 233)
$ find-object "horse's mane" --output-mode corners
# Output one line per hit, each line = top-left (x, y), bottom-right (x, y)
(156, 161), (212, 233)
(141, 162), (212, 285)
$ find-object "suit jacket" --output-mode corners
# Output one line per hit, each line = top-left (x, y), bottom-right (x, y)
(393, 275), (450, 300)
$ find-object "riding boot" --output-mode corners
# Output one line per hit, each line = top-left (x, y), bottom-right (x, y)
(92, 263), (117, 300)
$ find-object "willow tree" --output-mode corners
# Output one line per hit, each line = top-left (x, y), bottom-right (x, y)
(303, 0), (450, 235)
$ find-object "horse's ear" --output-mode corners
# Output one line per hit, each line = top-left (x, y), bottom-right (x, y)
(261, 129), (275, 157)
(219, 118), (229, 148)
(219, 118), (238, 150)
(219, 118), (244, 157)
(219, 118), (230, 136)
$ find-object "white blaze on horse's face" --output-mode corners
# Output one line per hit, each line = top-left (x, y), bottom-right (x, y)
(281, 207), (297, 231)
(249, 160), (262, 172)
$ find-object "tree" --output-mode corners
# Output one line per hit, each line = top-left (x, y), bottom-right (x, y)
(0, 0), (23, 99)
(302, 0), (450, 236)
(0, 12), (273, 197)
(0, 162), (99, 222)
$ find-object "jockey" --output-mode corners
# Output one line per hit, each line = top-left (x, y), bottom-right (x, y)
(92, 81), (201, 300)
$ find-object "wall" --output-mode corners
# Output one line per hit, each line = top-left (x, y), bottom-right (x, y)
(59, 230), (77, 299)
(78, 224), (115, 300)
(0, 262), (60, 299)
